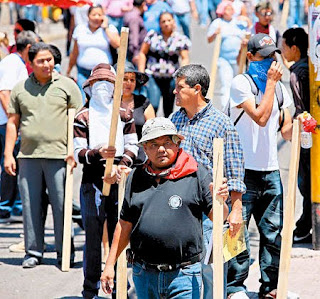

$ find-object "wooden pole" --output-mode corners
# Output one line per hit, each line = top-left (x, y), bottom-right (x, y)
(116, 172), (127, 298)
(61, 108), (76, 272)
(280, 0), (290, 29)
(102, 27), (129, 196)
(277, 120), (301, 298)
(212, 138), (224, 299)
(238, 33), (251, 75)
(207, 33), (222, 100)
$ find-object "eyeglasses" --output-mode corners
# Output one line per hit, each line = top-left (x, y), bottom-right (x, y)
(259, 11), (273, 17)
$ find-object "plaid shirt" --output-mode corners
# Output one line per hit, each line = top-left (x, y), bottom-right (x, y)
(170, 100), (246, 193)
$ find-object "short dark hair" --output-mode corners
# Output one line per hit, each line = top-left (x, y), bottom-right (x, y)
(28, 42), (54, 62)
(88, 4), (103, 15)
(133, 0), (145, 6)
(16, 30), (38, 52)
(174, 64), (210, 97)
(282, 27), (308, 58)
(49, 44), (62, 65)
(16, 19), (36, 32)
(159, 11), (174, 22)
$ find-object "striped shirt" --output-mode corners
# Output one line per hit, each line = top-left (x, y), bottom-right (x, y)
(170, 100), (246, 194)
(74, 102), (138, 190)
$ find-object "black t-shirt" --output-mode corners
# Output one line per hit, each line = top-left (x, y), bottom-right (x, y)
(121, 164), (213, 264)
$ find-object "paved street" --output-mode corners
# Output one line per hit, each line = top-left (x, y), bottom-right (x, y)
(0, 6), (319, 299)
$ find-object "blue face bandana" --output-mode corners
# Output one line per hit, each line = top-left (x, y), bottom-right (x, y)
(247, 57), (274, 93)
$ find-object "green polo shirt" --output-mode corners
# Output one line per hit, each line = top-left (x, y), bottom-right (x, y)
(8, 72), (82, 159)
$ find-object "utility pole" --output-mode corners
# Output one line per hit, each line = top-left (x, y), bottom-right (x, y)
(308, 0), (320, 250)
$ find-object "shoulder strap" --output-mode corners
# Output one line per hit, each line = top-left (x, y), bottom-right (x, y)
(233, 73), (258, 126)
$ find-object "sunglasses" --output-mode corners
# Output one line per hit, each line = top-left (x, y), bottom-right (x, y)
(259, 11), (273, 17)
(14, 29), (22, 34)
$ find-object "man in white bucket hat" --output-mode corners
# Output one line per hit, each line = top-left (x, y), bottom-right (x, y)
(101, 117), (229, 298)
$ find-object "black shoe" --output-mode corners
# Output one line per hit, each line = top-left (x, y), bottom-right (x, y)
(0, 209), (11, 223)
(22, 256), (40, 268)
(293, 230), (312, 244)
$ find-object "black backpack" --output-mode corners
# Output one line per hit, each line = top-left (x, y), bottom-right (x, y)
(231, 73), (284, 130)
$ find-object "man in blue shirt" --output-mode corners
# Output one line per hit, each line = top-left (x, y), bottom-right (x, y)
(171, 64), (246, 298)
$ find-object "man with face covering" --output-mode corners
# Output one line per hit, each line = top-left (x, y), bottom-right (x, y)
(227, 34), (294, 298)
(73, 63), (138, 299)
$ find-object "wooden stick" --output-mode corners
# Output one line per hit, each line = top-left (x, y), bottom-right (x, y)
(116, 172), (127, 298)
(212, 138), (224, 298)
(102, 27), (129, 196)
(61, 108), (76, 272)
(207, 33), (222, 100)
(238, 33), (251, 75)
(280, 0), (290, 29)
(277, 119), (301, 298)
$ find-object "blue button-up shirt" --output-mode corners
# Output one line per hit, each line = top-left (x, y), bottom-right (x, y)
(171, 100), (246, 194)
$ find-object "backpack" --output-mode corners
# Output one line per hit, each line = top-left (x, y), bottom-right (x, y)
(230, 73), (284, 130)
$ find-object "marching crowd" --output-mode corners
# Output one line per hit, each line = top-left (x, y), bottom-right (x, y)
(0, 0), (313, 298)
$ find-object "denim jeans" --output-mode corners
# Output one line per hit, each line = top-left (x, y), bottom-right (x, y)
(287, 0), (305, 28)
(0, 124), (22, 216)
(202, 215), (228, 299)
(196, 0), (209, 26)
(133, 261), (202, 298)
(176, 13), (191, 38)
(80, 183), (119, 299)
(146, 76), (175, 117)
(77, 65), (91, 103)
(227, 169), (283, 296)
(295, 148), (311, 234)
(217, 57), (238, 113)
(108, 16), (123, 33)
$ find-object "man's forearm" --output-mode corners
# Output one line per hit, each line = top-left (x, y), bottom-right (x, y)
(4, 117), (19, 157)
(230, 191), (243, 211)
(0, 90), (10, 116)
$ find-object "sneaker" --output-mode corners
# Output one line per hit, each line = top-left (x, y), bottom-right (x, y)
(0, 209), (11, 223)
(9, 241), (25, 253)
(22, 256), (40, 268)
(228, 291), (250, 299)
(293, 231), (312, 243)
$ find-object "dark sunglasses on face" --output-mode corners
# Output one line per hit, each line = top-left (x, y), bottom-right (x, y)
(14, 29), (22, 34)
(259, 11), (273, 17)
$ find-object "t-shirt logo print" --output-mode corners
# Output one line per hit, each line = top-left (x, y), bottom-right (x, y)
(168, 195), (182, 209)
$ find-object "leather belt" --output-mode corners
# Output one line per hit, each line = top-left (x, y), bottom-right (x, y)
(133, 253), (202, 272)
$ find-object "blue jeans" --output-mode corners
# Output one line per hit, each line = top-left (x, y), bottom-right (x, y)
(227, 169), (283, 296)
(80, 183), (119, 299)
(108, 16), (123, 33)
(196, 0), (209, 26)
(287, 0), (305, 28)
(133, 261), (202, 298)
(146, 76), (175, 117)
(0, 124), (22, 216)
(77, 65), (91, 103)
(176, 13), (191, 38)
(202, 215), (228, 298)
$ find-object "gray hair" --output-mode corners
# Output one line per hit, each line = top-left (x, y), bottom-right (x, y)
(173, 64), (210, 97)
(16, 30), (38, 53)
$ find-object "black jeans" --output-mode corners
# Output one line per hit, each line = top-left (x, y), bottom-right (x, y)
(295, 148), (311, 234)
